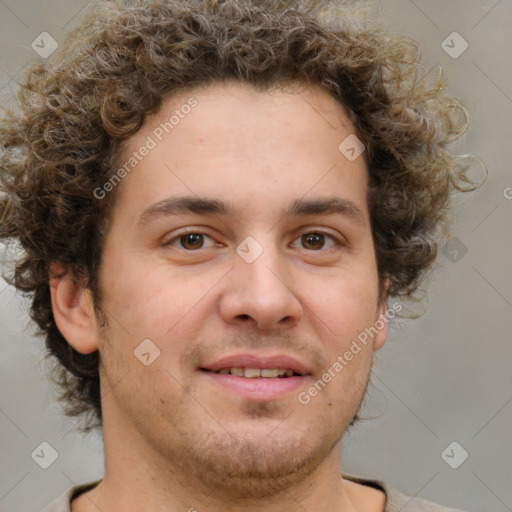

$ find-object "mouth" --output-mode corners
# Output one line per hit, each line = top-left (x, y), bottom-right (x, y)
(200, 367), (304, 378)
(200, 353), (311, 376)
(199, 353), (312, 400)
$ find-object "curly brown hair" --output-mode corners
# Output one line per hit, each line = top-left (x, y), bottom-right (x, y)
(0, 0), (473, 429)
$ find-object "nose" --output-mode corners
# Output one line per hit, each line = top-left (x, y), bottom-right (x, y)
(219, 244), (303, 331)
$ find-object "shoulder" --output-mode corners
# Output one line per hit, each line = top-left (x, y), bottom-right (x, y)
(343, 474), (467, 512)
(38, 481), (101, 512)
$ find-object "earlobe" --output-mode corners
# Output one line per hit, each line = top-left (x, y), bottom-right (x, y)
(373, 304), (389, 351)
(373, 279), (391, 351)
(49, 264), (99, 354)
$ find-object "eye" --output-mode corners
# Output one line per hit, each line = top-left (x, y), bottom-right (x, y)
(166, 232), (217, 250)
(290, 231), (340, 251)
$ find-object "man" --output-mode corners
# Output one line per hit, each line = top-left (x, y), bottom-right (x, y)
(0, 0), (472, 510)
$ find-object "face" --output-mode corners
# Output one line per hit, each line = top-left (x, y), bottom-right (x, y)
(93, 82), (388, 496)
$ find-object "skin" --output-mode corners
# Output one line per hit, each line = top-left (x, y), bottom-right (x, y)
(51, 81), (389, 512)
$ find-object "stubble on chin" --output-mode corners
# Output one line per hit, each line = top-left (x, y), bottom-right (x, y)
(180, 425), (331, 502)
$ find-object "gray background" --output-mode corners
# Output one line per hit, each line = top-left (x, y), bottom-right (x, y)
(0, 1), (511, 511)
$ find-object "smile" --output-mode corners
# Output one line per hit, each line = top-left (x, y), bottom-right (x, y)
(204, 367), (301, 378)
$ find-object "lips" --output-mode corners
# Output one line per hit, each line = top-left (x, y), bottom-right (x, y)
(200, 353), (312, 376)
(200, 353), (312, 401)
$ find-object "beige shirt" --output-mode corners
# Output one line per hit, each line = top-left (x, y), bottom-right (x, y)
(40, 475), (466, 512)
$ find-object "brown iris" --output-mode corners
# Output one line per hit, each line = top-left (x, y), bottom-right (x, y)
(180, 233), (204, 250)
(301, 233), (325, 250)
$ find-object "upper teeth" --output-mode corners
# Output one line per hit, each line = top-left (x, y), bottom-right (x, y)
(217, 367), (295, 378)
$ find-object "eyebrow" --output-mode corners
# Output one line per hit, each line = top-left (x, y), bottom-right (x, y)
(138, 196), (366, 226)
(288, 197), (365, 224)
(139, 196), (236, 225)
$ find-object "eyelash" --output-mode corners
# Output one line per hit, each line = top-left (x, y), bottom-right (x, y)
(164, 229), (344, 252)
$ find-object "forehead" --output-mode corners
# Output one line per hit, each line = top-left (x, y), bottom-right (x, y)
(112, 81), (369, 222)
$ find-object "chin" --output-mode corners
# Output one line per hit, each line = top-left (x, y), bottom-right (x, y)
(177, 424), (336, 500)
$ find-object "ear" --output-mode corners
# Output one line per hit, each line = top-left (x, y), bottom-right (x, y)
(49, 263), (100, 354)
(373, 279), (390, 352)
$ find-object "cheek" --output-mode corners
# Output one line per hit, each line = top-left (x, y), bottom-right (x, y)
(99, 252), (168, 322)
(100, 257), (220, 348)
(312, 273), (379, 343)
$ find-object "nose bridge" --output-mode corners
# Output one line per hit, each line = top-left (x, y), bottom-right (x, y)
(220, 235), (302, 330)
(237, 237), (289, 302)
(244, 247), (286, 296)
